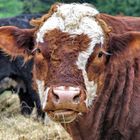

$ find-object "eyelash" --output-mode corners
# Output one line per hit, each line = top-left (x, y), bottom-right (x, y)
(31, 48), (41, 55)
(98, 52), (103, 58)
(97, 50), (112, 58)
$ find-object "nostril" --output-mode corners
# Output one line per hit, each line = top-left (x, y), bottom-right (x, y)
(52, 91), (59, 102)
(73, 94), (80, 103)
(51, 87), (84, 104)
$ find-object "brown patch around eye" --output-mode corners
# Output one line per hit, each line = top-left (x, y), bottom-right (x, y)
(86, 46), (107, 83)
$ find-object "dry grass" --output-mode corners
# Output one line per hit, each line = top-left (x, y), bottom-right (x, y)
(0, 91), (72, 140)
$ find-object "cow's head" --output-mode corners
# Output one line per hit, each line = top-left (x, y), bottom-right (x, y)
(0, 3), (140, 123)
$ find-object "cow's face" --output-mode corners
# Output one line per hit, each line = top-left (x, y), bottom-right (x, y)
(31, 3), (106, 123)
(33, 29), (98, 123)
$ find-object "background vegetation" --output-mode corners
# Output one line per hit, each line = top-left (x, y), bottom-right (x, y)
(0, 91), (71, 140)
(0, 0), (140, 18)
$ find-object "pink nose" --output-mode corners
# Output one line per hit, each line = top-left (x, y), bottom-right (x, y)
(43, 86), (87, 112)
(51, 87), (81, 103)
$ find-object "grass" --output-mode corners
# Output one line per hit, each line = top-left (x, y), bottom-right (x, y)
(0, 91), (72, 140)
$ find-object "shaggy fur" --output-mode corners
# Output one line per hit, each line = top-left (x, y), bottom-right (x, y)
(65, 32), (140, 140)
(0, 3), (140, 139)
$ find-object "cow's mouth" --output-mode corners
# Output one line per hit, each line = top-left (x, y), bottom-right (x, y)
(48, 110), (78, 123)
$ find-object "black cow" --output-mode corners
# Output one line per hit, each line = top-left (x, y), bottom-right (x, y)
(0, 14), (43, 117)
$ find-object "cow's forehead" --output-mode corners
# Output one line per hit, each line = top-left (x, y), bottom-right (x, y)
(36, 3), (104, 43)
(36, 3), (104, 70)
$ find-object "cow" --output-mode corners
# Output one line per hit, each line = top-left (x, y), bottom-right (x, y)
(0, 14), (41, 28)
(0, 3), (140, 139)
(0, 50), (43, 116)
(0, 14), (43, 116)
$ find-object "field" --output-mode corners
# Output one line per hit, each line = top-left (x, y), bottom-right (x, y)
(0, 91), (72, 140)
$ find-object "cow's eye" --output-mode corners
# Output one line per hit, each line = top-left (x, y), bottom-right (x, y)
(31, 48), (41, 55)
(98, 52), (103, 58)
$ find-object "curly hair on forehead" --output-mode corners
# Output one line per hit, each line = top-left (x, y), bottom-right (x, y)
(30, 3), (59, 28)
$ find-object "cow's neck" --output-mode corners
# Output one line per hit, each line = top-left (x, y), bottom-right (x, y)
(62, 64), (117, 140)
(64, 59), (138, 140)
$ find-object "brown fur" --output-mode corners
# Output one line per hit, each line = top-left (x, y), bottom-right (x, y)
(1, 4), (140, 139)
(33, 29), (90, 89)
(65, 32), (140, 140)
(98, 13), (140, 33)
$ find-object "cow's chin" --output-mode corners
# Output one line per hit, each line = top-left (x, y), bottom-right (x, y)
(47, 110), (78, 123)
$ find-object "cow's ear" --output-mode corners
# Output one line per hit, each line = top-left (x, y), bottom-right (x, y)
(0, 26), (35, 59)
(108, 31), (140, 56)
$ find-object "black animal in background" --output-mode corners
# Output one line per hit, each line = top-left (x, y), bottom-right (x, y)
(0, 14), (43, 117)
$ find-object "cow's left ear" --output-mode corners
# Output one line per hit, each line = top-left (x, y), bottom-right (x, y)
(0, 26), (35, 59)
(108, 31), (140, 56)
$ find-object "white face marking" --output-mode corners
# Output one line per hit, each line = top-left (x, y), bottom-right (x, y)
(36, 80), (51, 124)
(82, 70), (97, 107)
(36, 3), (105, 107)
(36, 80), (45, 105)
(42, 87), (50, 110)
(36, 80), (51, 108)
(36, 3), (103, 43)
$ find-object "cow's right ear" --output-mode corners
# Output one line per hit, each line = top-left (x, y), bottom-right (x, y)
(0, 26), (35, 59)
(107, 31), (140, 64)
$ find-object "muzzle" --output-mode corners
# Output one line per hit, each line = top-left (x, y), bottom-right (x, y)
(43, 86), (88, 123)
